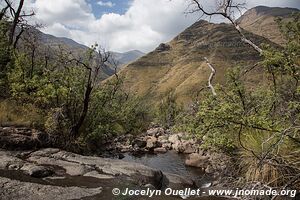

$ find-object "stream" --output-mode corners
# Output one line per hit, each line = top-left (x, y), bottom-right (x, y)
(123, 151), (213, 187)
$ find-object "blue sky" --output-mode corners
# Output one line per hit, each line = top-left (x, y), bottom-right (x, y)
(87, 0), (130, 18)
(19, 0), (300, 53)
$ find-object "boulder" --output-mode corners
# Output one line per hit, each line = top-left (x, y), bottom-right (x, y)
(168, 134), (180, 144)
(155, 43), (171, 52)
(146, 127), (164, 137)
(185, 153), (209, 168)
(172, 141), (184, 153)
(163, 173), (195, 189)
(182, 142), (197, 154)
(132, 138), (147, 148)
(21, 164), (53, 178)
(162, 143), (172, 150)
(146, 136), (159, 149)
(153, 147), (167, 153)
(0, 177), (102, 200)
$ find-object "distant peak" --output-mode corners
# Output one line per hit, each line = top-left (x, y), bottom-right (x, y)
(246, 6), (299, 17)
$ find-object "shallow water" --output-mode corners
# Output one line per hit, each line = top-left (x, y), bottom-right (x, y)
(122, 151), (212, 187)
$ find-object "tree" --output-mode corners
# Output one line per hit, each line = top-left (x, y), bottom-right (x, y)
(177, 6), (300, 192)
(2, 0), (34, 47)
(67, 45), (110, 139)
(188, 0), (262, 53)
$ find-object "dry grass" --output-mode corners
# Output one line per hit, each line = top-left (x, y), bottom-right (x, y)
(0, 100), (44, 128)
(117, 20), (271, 106)
(240, 130), (300, 188)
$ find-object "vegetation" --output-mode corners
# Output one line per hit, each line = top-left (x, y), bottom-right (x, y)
(175, 11), (300, 190)
(0, 2), (149, 150)
(0, 0), (299, 195)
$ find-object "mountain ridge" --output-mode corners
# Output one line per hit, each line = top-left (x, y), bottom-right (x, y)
(116, 6), (298, 104)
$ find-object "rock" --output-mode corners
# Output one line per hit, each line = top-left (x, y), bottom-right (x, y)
(119, 145), (132, 153)
(163, 173), (195, 189)
(146, 136), (159, 149)
(0, 127), (50, 150)
(28, 148), (165, 188)
(155, 43), (171, 52)
(0, 151), (25, 170)
(153, 147), (167, 153)
(146, 127), (164, 137)
(132, 138), (147, 148)
(185, 153), (209, 168)
(83, 171), (114, 179)
(157, 135), (168, 142)
(21, 164), (53, 178)
(168, 134), (180, 144)
(205, 165), (214, 174)
(0, 177), (102, 200)
(172, 141), (184, 153)
(144, 183), (156, 189)
(162, 142), (172, 150)
(182, 142), (197, 154)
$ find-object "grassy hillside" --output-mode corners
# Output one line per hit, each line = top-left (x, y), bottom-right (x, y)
(238, 6), (299, 45)
(118, 20), (272, 105)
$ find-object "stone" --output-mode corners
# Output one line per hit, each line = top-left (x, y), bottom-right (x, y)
(0, 177), (102, 200)
(185, 153), (209, 168)
(172, 141), (184, 153)
(162, 143), (172, 150)
(83, 171), (114, 179)
(153, 147), (167, 153)
(144, 183), (156, 189)
(155, 43), (171, 52)
(168, 134), (180, 144)
(21, 164), (53, 178)
(182, 142), (197, 154)
(205, 165), (214, 174)
(146, 127), (164, 137)
(146, 136), (158, 149)
(163, 173), (195, 189)
(132, 138), (147, 148)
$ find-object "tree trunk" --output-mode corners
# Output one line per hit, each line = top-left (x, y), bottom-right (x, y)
(70, 72), (93, 139)
(8, 0), (24, 46)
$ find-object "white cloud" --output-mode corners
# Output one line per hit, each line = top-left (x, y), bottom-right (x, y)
(97, 1), (115, 8)
(24, 0), (300, 53)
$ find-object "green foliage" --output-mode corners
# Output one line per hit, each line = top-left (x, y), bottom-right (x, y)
(177, 14), (300, 155)
(84, 79), (150, 143)
(155, 92), (182, 128)
(0, 19), (11, 95)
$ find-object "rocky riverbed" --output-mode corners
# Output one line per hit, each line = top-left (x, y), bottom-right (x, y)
(0, 126), (233, 200)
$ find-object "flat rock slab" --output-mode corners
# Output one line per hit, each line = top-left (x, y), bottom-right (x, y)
(0, 177), (102, 200)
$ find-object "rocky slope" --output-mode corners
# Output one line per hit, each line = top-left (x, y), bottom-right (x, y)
(238, 6), (299, 45)
(116, 6), (298, 105)
(118, 20), (269, 104)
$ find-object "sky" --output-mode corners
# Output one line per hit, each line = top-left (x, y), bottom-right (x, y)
(5, 0), (300, 53)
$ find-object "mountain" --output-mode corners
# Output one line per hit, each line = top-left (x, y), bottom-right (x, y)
(118, 20), (270, 104)
(113, 6), (297, 104)
(237, 6), (299, 45)
(18, 28), (144, 75)
(110, 50), (145, 68)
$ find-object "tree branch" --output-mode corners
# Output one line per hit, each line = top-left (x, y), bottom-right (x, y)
(190, 0), (263, 54)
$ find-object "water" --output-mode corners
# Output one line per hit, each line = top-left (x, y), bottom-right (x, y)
(122, 151), (212, 187)
(0, 151), (229, 200)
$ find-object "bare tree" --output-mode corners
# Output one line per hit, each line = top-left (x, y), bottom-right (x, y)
(188, 0), (263, 53)
(3, 0), (34, 48)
